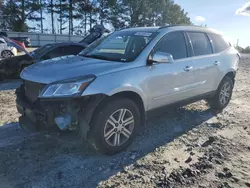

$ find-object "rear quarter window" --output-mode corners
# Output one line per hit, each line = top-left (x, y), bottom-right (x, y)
(208, 33), (230, 53)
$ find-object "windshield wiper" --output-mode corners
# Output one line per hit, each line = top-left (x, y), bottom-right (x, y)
(81, 54), (112, 61)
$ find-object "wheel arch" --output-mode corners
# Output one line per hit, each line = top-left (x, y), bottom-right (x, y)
(215, 70), (236, 90)
(225, 71), (236, 78)
(92, 91), (145, 124)
(86, 91), (146, 139)
(208, 71), (235, 110)
(111, 91), (146, 127)
(223, 71), (236, 84)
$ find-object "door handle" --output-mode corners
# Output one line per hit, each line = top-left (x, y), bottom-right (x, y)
(214, 61), (220, 66)
(184, 66), (193, 72)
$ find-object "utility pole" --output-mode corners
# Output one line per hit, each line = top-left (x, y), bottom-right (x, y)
(9, 0), (14, 30)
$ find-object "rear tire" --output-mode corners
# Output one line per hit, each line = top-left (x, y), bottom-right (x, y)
(208, 76), (234, 110)
(1, 50), (13, 58)
(89, 98), (140, 155)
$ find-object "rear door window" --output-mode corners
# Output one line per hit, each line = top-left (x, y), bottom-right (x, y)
(207, 33), (230, 53)
(154, 31), (187, 60)
(188, 32), (213, 56)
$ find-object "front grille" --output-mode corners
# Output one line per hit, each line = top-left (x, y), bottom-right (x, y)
(24, 81), (45, 103)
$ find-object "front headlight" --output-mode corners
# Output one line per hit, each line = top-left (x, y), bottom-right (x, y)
(39, 76), (95, 98)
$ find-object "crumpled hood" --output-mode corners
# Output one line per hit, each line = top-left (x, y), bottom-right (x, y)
(21, 55), (129, 84)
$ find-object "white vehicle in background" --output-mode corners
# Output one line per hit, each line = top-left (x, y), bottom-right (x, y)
(0, 38), (17, 58)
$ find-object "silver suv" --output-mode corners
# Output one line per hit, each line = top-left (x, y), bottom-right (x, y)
(16, 25), (240, 155)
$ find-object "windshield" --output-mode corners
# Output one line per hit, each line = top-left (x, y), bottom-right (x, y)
(30, 44), (55, 58)
(79, 31), (158, 62)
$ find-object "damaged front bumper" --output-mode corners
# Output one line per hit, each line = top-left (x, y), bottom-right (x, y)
(16, 82), (105, 139)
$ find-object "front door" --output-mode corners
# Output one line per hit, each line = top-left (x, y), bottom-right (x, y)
(147, 31), (196, 110)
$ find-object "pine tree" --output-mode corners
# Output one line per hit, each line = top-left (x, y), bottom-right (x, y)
(77, 0), (97, 34)
(121, 0), (191, 28)
(39, 0), (44, 33)
(0, 0), (4, 29)
(54, 0), (68, 34)
(46, 0), (56, 34)
(109, 0), (130, 30)
(0, 0), (192, 34)
(68, 0), (73, 34)
(1, 0), (41, 32)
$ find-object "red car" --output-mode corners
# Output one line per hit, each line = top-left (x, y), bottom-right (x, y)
(10, 39), (26, 52)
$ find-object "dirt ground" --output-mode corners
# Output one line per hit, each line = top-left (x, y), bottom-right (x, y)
(0, 55), (250, 188)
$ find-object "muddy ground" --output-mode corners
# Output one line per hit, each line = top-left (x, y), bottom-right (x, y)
(0, 55), (250, 188)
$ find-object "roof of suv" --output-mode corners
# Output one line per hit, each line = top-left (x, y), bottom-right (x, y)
(160, 25), (222, 35)
(120, 25), (222, 35)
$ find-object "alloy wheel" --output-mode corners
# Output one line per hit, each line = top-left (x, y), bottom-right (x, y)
(219, 82), (231, 105)
(2, 51), (12, 58)
(104, 109), (134, 147)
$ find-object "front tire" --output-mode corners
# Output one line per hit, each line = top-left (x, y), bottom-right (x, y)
(89, 98), (140, 155)
(208, 76), (234, 110)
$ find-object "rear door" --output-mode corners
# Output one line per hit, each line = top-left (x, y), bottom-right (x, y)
(147, 31), (197, 109)
(207, 33), (231, 89)
(186, 32), (219, 95)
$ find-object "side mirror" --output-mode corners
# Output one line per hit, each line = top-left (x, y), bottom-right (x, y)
(151, 52), (174, 64)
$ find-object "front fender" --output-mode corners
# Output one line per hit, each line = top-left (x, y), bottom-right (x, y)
(107, 85), (147, 109)
(82, 70), (148, 110)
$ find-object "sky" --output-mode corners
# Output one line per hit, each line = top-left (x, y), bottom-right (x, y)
(30, 1), (250, 48)
(174, 0), (250, 48)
